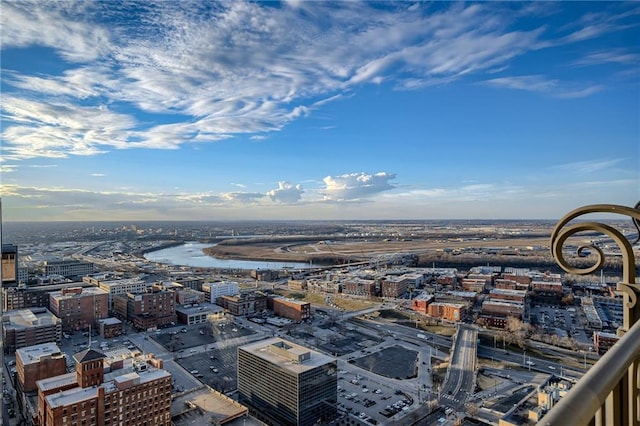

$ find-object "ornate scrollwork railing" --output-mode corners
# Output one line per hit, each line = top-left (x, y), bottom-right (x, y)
(539, 202), (640, 426)
(550, 203), (640, 334)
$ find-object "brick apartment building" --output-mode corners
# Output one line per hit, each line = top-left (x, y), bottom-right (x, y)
(49, 287), (109, 332)
(480, 300), (525, 328)
(2, 281), (97, 312)
(113, 288), (176, 330)
(341, 278), (377, 297)
(427, 302), (465, 322)
(216, 292), (268, 316)
(460, 278), (487, 293)
(270, 298), (311, 323)
(37, 349), (172, 426)
(381, 277), (408, 298)
(489, 288), (528, 304)
(16, 343), (68, 393)
(411, 293), (434, 314)
(593, 331), (620, 355)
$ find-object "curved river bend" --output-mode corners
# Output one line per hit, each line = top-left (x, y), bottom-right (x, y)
(144, 242), (311, 270)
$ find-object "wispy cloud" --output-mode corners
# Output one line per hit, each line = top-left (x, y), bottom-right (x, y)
(575, 49), (640, 66)
(551, 158), (626, 173)
(0, 1), (564, 160)
(483, 75), (602, 98)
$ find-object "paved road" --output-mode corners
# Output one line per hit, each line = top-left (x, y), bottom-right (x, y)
(439, 324), (477, 411)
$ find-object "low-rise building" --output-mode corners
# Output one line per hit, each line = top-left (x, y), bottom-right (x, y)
(49, 287), (109, 332)
(202, 281), (239, 304)
(176, 303), (224, 325)
(174, 287), (205, 305)
(342, 278), (377, 297)
(426, 302), (465, 322)
(216, 292), (268, 316)
(43, 259), (94, 279)
(36, 348), (173, 426)
(16, 342), (68, 393)
(2, 308), (63, 353)
(98, 317), (123, 338)
(270, 298), (311, 323)
(84, 275), (149, 312)
(411, 293), (434, 314)
(113, 287), (176, 331)
(593, 331), (620, 355)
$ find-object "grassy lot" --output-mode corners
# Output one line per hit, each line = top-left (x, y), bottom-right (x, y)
(476, 373), (506, 391)
(421, 325), (457, 336)
(280, 291), (378, 311)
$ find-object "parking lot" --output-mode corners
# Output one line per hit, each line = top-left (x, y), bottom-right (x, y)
(350, 345), (418, 380)
(152, 321), (256, 352)
(176, 346), (238, 393)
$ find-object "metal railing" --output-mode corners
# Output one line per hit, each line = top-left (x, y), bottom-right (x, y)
(538, 202), (640, 426)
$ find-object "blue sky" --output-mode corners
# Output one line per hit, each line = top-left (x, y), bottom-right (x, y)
(1, 1), (638, 222)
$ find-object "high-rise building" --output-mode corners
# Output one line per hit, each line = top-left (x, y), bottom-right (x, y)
(37, 348), (172, 426)
(238, 337), (337, 426)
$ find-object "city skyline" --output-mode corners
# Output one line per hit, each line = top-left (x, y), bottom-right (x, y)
(1, 1), (638, 222)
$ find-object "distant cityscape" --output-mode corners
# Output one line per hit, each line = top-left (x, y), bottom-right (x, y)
(1, 220), (638, 426)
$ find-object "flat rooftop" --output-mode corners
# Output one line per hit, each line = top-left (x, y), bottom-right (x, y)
(176, 303), (224, 315)
(172, 387), (248, 425)
(3, 308), (60, 329)
(239, 337), (335, 373)
(16, 343), (64, 365)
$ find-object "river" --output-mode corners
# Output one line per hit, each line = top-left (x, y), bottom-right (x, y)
(143, 242), (312, 270)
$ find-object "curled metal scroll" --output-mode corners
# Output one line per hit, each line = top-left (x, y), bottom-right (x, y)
(550, 203), (640, 332)
(550, 203), (639, 282)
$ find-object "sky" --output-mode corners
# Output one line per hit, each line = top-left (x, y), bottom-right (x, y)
(0, 1), (638, 222)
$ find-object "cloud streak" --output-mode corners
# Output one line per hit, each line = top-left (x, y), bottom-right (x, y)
(2, 1), (614, 160)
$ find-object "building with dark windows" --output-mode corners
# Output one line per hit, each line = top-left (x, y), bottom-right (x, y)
(238, 337), (337, 426)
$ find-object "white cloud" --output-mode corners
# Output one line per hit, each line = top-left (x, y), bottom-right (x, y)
(483, 75), (602, 98)
(220, 192), (265, 204)
(575, 49), (640, 66)
(266, 181), (304, 203)
(0, 1), (567, 160)
(322, 172), (396, 201)
(551, 158), (626, 173)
